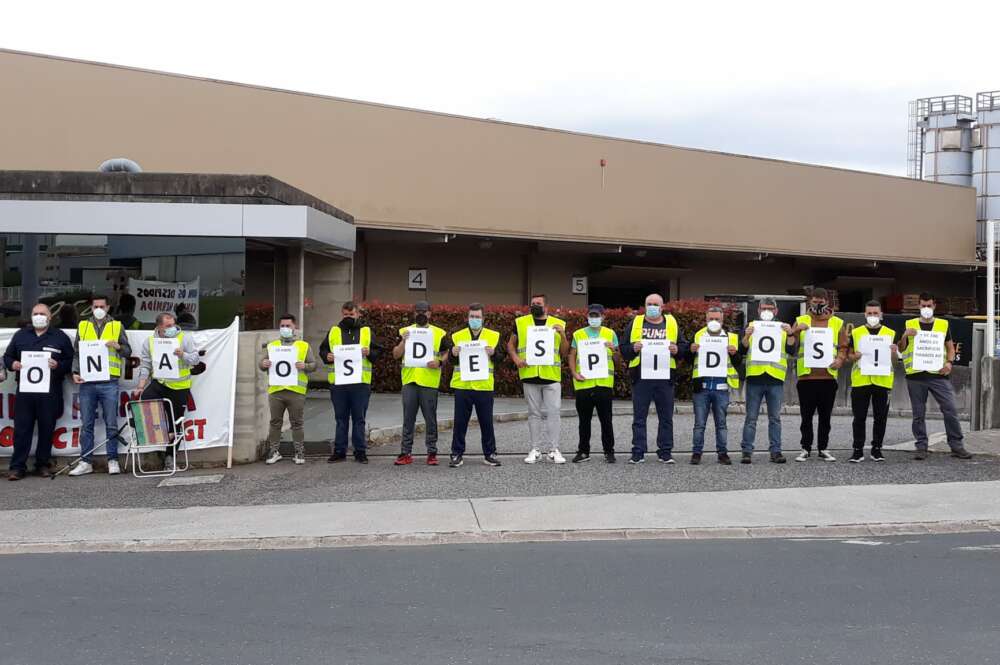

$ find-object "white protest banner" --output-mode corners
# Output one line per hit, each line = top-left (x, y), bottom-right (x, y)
(458, 341), (490, 382)
(803, 327), (835, 369)
(750, 321), (782, 364)
(640, 339), (671, 380)
(78, 340), (110, 382)
(333, 344), (363, 385)
(858, 335), (891, 376)
(577, 337), (609, 380)
(0, 318), (239, 457)
(525, 325), (554, 366)
(267, 345), (298, 387)
(128, 277), (200, 325)
(912, 330), (946, 373)
(152, 338), (182, 380)
(19, 351), (51, 393)
(697, 334), (729, 378)
(404, 327), (434, 368)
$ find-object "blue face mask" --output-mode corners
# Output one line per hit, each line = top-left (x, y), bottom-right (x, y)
(468, 317), (483, 331)
(163, 326), (179, 338)
(645, 305), (661, 318)
(588, 316), (602, 328)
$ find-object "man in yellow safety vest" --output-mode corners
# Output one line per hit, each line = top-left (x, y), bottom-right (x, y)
(687, 305), (740, 465)
(845, 300), (896, 463)
(447, 303), (502, 468)
(260, 314), (317, 466)
(568, 304), (619, 463)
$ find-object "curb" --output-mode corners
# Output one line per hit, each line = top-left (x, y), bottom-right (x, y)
(3, 520), (997, 555)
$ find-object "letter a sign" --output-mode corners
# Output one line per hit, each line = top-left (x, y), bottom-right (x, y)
(79, 340), (110, 382)
(152, 338), (182, 380)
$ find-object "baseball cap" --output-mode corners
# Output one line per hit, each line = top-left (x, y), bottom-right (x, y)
(587, 303), (605, 315)
(413, 300), (431, 312)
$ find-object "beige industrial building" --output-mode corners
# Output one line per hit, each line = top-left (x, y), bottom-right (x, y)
(0, 48), (981, 316)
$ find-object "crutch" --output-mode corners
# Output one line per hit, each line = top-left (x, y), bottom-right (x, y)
(50, 419), (130, 480)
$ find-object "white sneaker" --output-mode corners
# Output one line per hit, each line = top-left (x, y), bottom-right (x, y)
(795, 450), (810, 462)
(265, 451), (282, 465)
(293, 454), (306, 465)
(107, 459), (121, 475)
(549, 450), (567, 464)
(818, 450), (837, 462)
(69, 461), (93, 477)
(524, 449), (541, 464)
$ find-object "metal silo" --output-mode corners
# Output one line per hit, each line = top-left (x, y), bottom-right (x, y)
(917, 95), (975, 186)
(974, 91), (1000, 222)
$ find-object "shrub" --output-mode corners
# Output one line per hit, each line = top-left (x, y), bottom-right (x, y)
(358, 300), (741, 400)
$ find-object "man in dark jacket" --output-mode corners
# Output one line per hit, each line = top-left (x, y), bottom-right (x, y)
(4, 303), (74, 480)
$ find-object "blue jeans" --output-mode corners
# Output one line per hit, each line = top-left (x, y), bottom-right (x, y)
(692, 388), (729, 454)
(451, 389), (496, 457)
(740, 381), (783, 454)
(79, 379), (123, 462)
(631, 379), (674, 459)
(331, 384), (371, 456)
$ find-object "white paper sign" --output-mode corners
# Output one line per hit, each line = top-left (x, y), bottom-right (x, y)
(151, 338), (181, 380)
(640, 339), (671, 380)
(404, 327), (434, 368)
(697, 334), (729, 378)
(803, 327), (835, 369)
(333, 344), (363, 385)
(458, 341), (490, 382)
(912, 330), (946, 373)
(525, 325), (555, 367)
(267, 345), (298, 387)
(577, 338), (609, 380)
(858, 335), (891, 376)
(19, 351), (51, 393)
(750, 321), (782, 364)
(78, 340), (110, 383)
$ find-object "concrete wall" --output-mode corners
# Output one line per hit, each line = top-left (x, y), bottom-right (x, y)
(0, 49), (977, 268)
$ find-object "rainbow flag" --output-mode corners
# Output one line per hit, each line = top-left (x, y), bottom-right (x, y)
(130, 400), (172, 447)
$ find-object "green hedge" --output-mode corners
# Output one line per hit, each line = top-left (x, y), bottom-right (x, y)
(360, 300), (741, 400)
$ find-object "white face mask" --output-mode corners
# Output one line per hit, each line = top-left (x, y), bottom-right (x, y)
(920, 306), (934, 320)
(706, 320), (722, 333)
(759, 310), (775, 322)
(31, 314), (48, 329)
(279, 326), (295, 339)
(92, 307), (107, 320)
(866, 315), (881, 328)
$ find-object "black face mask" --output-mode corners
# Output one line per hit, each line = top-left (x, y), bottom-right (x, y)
(530, 304), (545, 318)
(415, 313), (428, 326)
(808, 303), (830, 316)
(341, 317), (356, 329)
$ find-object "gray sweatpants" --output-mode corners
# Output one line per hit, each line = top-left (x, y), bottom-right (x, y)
(524, 382), (561, 452)
(906, 376), (964, 450)
(267, 390), (306, 457)
(400, 383), (439, 455)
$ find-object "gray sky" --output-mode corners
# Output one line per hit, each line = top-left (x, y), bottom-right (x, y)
(4, 0), (998, 175)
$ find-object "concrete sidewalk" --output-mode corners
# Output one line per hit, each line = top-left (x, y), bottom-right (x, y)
(4, 480), (1000, 554)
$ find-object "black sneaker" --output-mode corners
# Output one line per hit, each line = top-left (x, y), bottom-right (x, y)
(914, 448), (929, 460)
(449, 455), (464, 468)
(741, 452), (752, 464)
(572, 452), (591, 463)
(849, 450), (864, 463)
(770, 452), (787, 464)
(718, 453), (732, 465)
(483, 455), (501, 467)
(628, 454), (645, 464)
(869, 448), (884, 462)
(605, 453), (616, 463)
(328, 453), (347, 463)
(658, 455), (676, 465)
(689, 453), (702, 465)
(951, 447), (973, 459)
(355, 454), (369, 464)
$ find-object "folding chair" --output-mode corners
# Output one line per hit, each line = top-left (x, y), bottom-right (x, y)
(126, 398), (189, 478)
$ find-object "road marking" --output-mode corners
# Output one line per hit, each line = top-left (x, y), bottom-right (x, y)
(158, 474), (225, 488)
(839, 539), (886, 546)
(954, 544), (1000, 552)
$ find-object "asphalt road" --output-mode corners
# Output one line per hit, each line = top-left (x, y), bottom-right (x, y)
(3, 533), (999, 665)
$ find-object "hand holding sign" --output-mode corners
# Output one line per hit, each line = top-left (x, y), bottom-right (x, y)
(79, 340), (110, 382)
(19, 351), (51, 393)
(267, 345), (298, 387)
(404, 327), (434, 368)
(697, 335), (729, 378)
(334, 344), (363, 385)
(525, 326), (554, 367)
(804, 328), (835, 369)
(577, 338), (609, 380)
(459, 341), (490, 382)
(640, 339), (670, 380)
(858, 335), (891, 376)
(152, 338), (182, 380)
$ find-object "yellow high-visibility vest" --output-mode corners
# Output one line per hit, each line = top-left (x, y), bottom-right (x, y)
(399, 324), (447, 389)
(267, 339), (310, 395)
(450, 327), (501, 392)
(850, 325), (895, 389)
(572, 326), (616, 391)
(327, 325), (372, 385)
(902, 318), (949, 375)
(148, 333), (191, 390)
(77, 319), (123, 378)
(514, 314), (565, 382)
(628, 314), (678, 370)
(745, 323), (789, 382)
(691, 328), (740, 390)
(795, 315), (844, 379)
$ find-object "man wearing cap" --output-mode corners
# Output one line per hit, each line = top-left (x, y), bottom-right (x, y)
(392, 301), (451, 465)
(568, 304), (619, 463)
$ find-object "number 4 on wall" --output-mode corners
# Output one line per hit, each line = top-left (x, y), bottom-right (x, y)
(408, 269), (427, 291)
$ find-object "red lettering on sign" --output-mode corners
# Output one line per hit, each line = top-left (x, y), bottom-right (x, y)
(0, 426), (13, 447)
